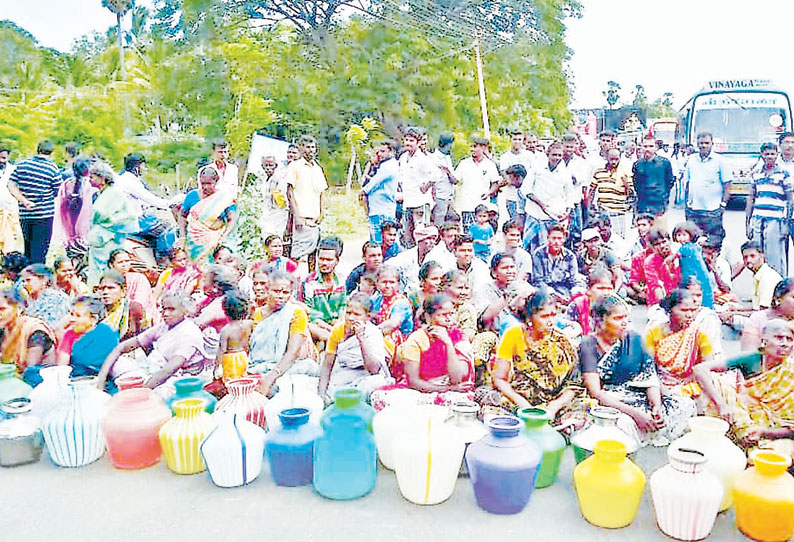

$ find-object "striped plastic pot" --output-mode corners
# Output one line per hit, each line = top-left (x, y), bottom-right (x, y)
(159, 399), (214, 475)
(41, 380), (107, 468)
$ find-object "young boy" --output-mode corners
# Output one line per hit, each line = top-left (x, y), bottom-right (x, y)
(468, 204), (495, 262)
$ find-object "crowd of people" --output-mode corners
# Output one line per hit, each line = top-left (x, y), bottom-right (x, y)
(0, 126), (792, 464)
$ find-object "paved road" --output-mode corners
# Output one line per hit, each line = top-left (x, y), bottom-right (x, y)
(5, 208), (761, 542)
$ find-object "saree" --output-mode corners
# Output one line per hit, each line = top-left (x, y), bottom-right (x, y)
(370, 326), (474, 410)
(126, 272), (159, 327)
(51, 176), (96, 247)
(1, 315), (55, 372)
(156, 265), (202, 297)
(102, 298), (141, 342)
(68, 323), (120, 377)
(711, 357), (794, 440)
(580, 333), (697, 446)
(0, 166), (23, 253)
(326, 322), (391, 400)
(645, 323), (713, 397)
(248, 301), (318, 376)
(86, 185), (139, 286)
(475, 327), (584, 419)
(186, 190), (235, 263)
(25, 288), (71, 327)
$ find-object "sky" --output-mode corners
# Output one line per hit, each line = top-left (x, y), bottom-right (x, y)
(2, 0), (794, 110)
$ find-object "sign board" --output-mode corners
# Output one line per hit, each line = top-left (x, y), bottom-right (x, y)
(245, 133), (290, 178)
(707, 79), (772, 91)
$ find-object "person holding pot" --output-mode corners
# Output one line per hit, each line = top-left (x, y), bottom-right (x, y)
(581, 294), (697, 446)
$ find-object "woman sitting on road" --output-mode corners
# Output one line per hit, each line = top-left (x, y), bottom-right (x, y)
(108, 248), (159, 326)
(475, 288), (584, 425)
(96, 292), (212, 397)
(20, 264), (70, 328)
(371, 294), (474, 410)
(567, 265), (614, 338)
(152, 247), (202, 302)
(0, 287), (55, 380)
(644, 288), (714, 403)
(56, 295), (119, 379)
(318, 293), (390, 402)
(408, 260), (444, 326)
(248, 270), (319, 396)
(695, 318), (794, 459)
(98, 270), (146, 342)
(581, 294), (697, 447)
(741, 278), (794, 352)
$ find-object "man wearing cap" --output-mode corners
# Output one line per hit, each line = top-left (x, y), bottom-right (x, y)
(429, 132), (458, 226)
(578, 227), (623, 292)
(390, 224), (445, 292)
(454, 137), (500, 231)
(399, 127), (436, 248)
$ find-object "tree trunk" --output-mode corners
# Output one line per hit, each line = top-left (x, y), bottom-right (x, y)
(117, 13), (125, 81)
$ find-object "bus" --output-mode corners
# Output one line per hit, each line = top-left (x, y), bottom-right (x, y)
(677, 79), (793, 204)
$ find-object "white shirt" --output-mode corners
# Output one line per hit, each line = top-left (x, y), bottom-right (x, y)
(429, 150), (455, 201)
(399, 150), (435, 208)
(506, 246), (533, 282)
(115, 170), (174, 220)
(454, 156), (499, 213)
(286, 158), (328, 220)
(209, 161), (240, 197)
(520, 162), (574, 221)
(499, 149), (535, 202)
(564, 155), (592, 204)
(0, 163), (18, 208)
(425, 243), (457, 273)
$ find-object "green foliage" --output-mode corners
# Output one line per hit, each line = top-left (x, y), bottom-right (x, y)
(1, 0), (577, 183)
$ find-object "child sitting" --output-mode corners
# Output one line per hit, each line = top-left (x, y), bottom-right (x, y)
(468, 204), (494, 262)
(215, 290), (256, 381)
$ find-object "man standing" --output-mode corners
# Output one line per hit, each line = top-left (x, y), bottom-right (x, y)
(287, 135), (328, 266)
(429, 132), (457, 226)
(632, 135), (675, 217)
(7, 140), (62, 263)
(745, 142), (791, 276)
(398, 127), (435, 248)
(500, 129), (535, 221)
(300, 236), (346, 343)
(208, 140), (239, 197)
(683, 132), (732, 241)
(778, 131), (794, 177)
(520, 141), (574, 255)
(590, 148), (632, 239)
(361, 140), (399, 244)
(454, 137), (500, 231)
(259, 155), (289, 237)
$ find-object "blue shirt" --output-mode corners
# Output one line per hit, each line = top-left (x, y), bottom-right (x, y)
(362, 157), (399, 218)
(679, 242), (714, 308)
(469, 222), (494, 261)
(684, 152), (732, 211)
(751, 166), (792, 220)
(9, 156), (62, 219)
(531, 245), (586, 300)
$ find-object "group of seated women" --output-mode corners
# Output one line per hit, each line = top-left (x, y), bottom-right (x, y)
(1, 226), (792, 462)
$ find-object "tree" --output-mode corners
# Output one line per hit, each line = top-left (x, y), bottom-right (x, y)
(603, 80), (621, 109)
(102, 0), (135, 81)
(632, 84), (647, 108)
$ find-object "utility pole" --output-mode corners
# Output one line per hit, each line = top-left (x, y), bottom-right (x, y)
(473, 32), (491, 139)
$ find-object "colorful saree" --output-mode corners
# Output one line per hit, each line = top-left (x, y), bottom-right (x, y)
(645, 323), (713, 397)
(1, 315), (55, 372)
(185, 190), (235, 263)
(86, 185), (139, 286)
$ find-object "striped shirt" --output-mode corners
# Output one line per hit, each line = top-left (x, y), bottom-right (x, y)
(751, 166), (792, 220)
(591, 166), (632, 212)
(9, 156), (62, 219)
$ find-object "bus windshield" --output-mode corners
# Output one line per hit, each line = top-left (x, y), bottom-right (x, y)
(691, 92), (789, 153)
